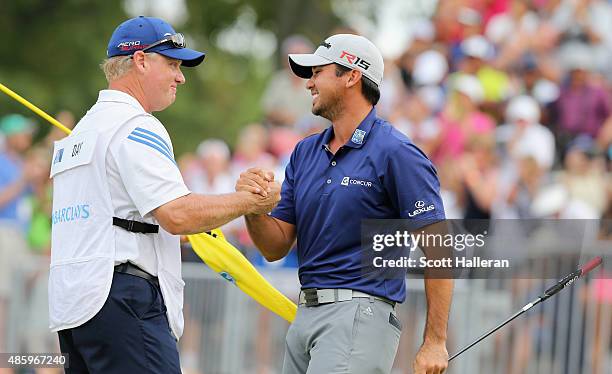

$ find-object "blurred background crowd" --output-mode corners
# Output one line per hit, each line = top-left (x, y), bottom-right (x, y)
(1, 0), (611, 373)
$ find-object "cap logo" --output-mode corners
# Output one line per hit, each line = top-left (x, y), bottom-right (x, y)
(117, 40), (143, 51)
(320, 41), (331, 49)
(339, 51), (371, 70)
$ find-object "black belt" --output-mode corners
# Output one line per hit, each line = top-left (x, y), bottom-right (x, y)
(114, 262), (159, 287)
(113, 217), (159, 234)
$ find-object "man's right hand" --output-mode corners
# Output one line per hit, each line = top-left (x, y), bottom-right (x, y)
(236, 168), (281, 215)
(236, 167), (275, 197)
(244, 181), (281, 215)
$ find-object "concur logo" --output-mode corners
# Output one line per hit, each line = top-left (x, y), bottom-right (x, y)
(341, 177), (372, 188)
(52, 204), (91, 225)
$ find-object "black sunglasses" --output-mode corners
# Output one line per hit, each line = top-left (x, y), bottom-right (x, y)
(141, 33), (186, 53)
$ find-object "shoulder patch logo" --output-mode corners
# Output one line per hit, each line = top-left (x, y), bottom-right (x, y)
(351, 129), (366, 145)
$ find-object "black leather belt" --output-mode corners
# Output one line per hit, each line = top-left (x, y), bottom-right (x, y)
(114, 262), (159, 287)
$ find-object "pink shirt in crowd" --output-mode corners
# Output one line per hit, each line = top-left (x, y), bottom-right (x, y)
(433, 111), (495, 164)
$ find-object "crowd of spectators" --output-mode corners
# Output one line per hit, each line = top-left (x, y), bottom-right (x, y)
(1, 0), (611, 367)
(179, 0), (612, 260)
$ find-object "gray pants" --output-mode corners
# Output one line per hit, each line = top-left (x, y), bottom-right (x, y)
(282, 298), (401, 374)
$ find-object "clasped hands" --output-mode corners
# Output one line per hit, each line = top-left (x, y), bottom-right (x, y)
(236, 167), (281, 215)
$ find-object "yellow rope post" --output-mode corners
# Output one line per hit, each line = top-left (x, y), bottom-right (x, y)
(0, 82), (72, 135)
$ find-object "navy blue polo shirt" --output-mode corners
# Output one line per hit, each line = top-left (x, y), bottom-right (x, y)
(270, 108), (445, 303)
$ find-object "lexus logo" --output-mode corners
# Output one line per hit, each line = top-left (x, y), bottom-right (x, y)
(415, 200), (425, 208)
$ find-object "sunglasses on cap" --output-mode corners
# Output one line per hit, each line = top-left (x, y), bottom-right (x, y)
(141, 33), (186, 53)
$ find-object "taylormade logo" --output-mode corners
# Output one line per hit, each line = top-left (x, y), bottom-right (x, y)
(341, 176), (372, 188)
(408, 200), (435, 217)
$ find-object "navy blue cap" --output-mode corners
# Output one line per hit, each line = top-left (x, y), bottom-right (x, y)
(107, 16), (205, 67)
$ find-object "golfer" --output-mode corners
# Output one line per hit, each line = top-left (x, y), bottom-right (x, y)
(237, 34), (453, 373)
(49, 16), (279, 373)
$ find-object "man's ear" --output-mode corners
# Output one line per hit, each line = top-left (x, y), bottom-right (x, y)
(345, 70), (363, 89)
(132, 51), (147, 72)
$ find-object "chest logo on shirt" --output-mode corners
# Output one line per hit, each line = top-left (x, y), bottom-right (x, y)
(351, 129), (366, 144)
(408, 200), (435, 217)
(341, 176), (372, 188)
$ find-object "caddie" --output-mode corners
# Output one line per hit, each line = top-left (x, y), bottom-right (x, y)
(49, 16), (279, 373)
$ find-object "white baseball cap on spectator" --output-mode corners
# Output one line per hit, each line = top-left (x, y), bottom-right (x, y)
(452, 74), (484, 103)
(485, 14), (515, 44)
(532, 79), (560, 104)
(562, 45), (594, 72)
(288, 34), (384, 86)
(506, 95), (540, 124)
(196, 139), (230, 160)
(461, 35), (493, 61)
(413, 50), (448, 86)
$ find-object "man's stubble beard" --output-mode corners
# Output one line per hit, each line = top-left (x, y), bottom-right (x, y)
(312, 90), (343, 122)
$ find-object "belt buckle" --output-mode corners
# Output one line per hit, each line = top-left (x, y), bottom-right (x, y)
(303, 288), (319, 307)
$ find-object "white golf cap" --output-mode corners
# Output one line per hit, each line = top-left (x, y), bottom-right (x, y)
(288, 34), (384, 86)
(506, 95), (540, 124)
(461, 35), (493, 61)
(413, 50), (448, 86)
(452, 74), (484, 103)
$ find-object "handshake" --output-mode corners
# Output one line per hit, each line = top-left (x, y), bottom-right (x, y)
(236, 167), (282, 215)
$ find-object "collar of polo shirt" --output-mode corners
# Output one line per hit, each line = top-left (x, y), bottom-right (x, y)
(322, 107), (378, 150)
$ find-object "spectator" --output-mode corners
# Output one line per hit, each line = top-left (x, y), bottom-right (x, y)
(188, 139), (233, 195)
(501, 155), (547, 218)
(44, 110), (76, 149)
(431, 74), (495, 165)
(557, 135), (608, 216)
(231, 123), (277, 177)
(553, 52), (611, 146)
(0, 114), (38, 352)
(261, 35), (315, 127)
(551, 0), (612, 77)
(25, 147), (53, 254)
(456, 35), (512, 103)
(497, 94), (556, 171)
(390, 86), (442, 156)
(460, 134), (500, 220)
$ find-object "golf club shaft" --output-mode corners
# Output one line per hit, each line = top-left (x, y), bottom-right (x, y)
(448, 256), (602, 362)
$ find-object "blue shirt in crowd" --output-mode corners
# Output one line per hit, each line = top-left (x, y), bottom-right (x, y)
(0, 152), (31, 232)
(271, 108), (445, 303)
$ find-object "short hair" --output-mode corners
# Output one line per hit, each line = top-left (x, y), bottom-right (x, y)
(334, 64), (380, 105)
(100, 55), (134, 82)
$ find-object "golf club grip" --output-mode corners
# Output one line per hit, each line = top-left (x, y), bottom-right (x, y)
(580, 256), (603, 276)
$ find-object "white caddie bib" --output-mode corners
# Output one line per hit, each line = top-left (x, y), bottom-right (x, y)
(49, 101), (186, 339)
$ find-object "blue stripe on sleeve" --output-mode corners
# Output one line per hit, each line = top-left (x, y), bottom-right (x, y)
(127, 135), (177, 165)
(133, 127), (172, 154)
(129, 131), (174, 159)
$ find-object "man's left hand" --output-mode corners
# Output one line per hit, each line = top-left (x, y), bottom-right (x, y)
(412, 341), (448, 374)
